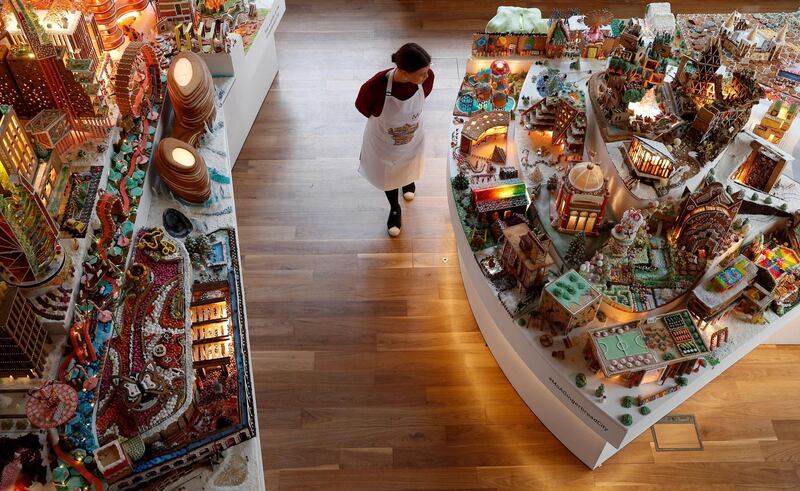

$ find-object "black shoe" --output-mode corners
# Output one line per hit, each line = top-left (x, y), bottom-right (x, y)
(402, 182), (416, 201)
(387, 209), (401, 237)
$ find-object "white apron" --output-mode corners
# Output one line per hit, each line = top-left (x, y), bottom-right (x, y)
(359, 69), (426, 191)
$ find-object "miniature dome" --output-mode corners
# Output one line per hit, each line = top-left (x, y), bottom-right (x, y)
(568, 162), (605, 193)
(490, 59), (510, 76)
(475, 82), (493, 101)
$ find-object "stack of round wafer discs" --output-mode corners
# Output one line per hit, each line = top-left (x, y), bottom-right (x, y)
(167, 51), (217, 146)
(154, 137), (212, 203)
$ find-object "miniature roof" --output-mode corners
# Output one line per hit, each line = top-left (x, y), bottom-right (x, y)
(503, 223), (549, 270)
(776, 25), (788, 44)
(461, 111), (511, 141)
(756, 245), (800, 280)
(567, 162), (605, 193)
(633, 136), (675, 162)
(723, 11), (738, 30)
(558, 89), (586, 110)
(544, 269), (599, 313)
(27, 109), (67, 133)
(589, 310), (709, 377)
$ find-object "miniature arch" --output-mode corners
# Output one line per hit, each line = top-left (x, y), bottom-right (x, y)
(114, 42), (163, 118)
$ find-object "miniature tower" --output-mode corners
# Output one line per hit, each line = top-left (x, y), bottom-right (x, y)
(9, 0), (83, 126)
(0, 108), (63, 286)
(721, 11), (738, 36)
(0, 283), (50, 376)
(740, 28), (758, 58)
(606, 208), (646, 258)
(770, 24), (787, 62)
(82, 0), (124, 50)
(0, 177), (63, 286)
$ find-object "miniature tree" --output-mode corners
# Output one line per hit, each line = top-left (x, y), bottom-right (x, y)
(640, 405), (651, 415)
(451, 173), (470, 191)
(780, 203), (788, 211)
(610, 19), (625, 37)
(620, 414), (633, 426)
(551, 23), (567, 46)
(751, 192), (759, 200)
(595, 383), (605, 398)
(675, 376), (688, 387)
(570, 57), (581, 71)
(564, 233), (587, 268)
(546, 75), (562, 96)
(623, 89), (645, 104)
(621, 396), (635, 408)
(575, 373), (587, 388)
(185, 234), (212, 267)
(764, 196), (773, 205)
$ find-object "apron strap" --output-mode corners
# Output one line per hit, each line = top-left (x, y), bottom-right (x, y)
(385, 69), (425, 96)
(385, 69), (395, 96)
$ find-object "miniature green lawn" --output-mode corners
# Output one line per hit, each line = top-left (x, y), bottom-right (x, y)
(598, 330), (648, 360)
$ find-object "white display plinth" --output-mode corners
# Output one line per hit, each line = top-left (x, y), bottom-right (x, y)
(204, 0), (285, 165)
(448, 170), (800, 467)
(447, 54), (800, 466)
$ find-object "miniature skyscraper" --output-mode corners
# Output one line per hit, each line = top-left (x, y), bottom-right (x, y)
(0, 283), (50, 376)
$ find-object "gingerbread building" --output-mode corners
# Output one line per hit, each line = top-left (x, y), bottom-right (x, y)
(671, 182), (742, 258)
(539, 269), (601, 335)
(732, 134), (791, 193)
(553, 161), (608, 236)
(500, 223), (552, 294)
(0, 283), (50, 376)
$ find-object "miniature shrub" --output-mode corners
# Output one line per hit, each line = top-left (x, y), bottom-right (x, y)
(595, 383), (605, 398)
(675, 376), (688, 387)
(640, 406), (651, 415)
(620, 414), (633, 426)
(621, 396), (635, 408)
(575, 373), (587, 388)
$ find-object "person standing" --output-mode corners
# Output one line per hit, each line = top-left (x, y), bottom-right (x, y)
(356, 43), (434, 237)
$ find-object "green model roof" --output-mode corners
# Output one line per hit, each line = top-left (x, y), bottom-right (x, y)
(545, 270), (597, 312)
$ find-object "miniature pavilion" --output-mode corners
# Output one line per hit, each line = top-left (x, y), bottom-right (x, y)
(554, 161), (608, 235)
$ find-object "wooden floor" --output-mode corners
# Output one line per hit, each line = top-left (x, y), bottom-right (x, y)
(233, 1), (800, 489)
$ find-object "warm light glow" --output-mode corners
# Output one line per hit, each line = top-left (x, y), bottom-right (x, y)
(171, 147), (195, 168)
(116, 12), (140, 24)
(628, 88), (662, 119)
(473, 182), (527, 202)
(173, 58), (194, 87)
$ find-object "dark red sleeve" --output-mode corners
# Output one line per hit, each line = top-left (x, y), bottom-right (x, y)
(356, 70), (389, 118)
(423, 68), (435, 97)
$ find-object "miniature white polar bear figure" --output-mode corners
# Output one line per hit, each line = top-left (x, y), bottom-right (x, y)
(486, 6), (549, 34)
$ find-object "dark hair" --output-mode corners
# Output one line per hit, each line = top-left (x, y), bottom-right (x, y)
(391, 43), (431, 72)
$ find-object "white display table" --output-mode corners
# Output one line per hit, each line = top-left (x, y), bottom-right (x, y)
(205, 0), (285, 165)
(447, 55), (800, 468)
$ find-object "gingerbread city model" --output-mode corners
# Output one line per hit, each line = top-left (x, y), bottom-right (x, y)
(0, 0), (266, 488)
(449, 3), (800, 468)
